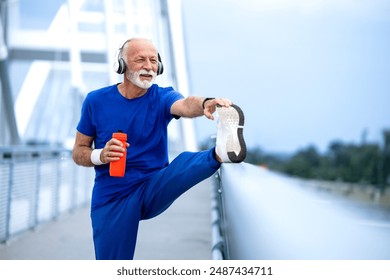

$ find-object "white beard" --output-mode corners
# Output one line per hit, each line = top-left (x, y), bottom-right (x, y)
(126, 69), (156, 89)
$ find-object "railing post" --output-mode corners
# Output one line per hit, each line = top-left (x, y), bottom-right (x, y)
(33, 154), (41, 228)
(70, 156), (77, 211)
(211, 172), (230, 260)
(4, 154), (14, 242)
(54, 152), (61, 219)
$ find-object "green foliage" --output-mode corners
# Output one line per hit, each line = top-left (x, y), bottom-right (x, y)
(244, 129), (390, 189)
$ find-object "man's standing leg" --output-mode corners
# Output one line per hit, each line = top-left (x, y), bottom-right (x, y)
(91, 189), (143, 259)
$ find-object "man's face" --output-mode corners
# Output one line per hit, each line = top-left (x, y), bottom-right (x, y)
(124, 40), (158, 89)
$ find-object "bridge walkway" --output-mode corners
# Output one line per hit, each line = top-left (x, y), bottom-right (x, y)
(0, 178), (213, 260)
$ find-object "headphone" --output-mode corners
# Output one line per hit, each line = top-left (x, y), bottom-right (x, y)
(114, 40), (164, 75)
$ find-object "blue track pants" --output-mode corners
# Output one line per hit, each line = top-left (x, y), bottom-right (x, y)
(90, 148), (220, 260)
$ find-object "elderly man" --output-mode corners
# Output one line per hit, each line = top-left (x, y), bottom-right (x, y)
(72, 38), (246, 259)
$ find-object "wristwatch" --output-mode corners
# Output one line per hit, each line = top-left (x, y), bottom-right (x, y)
(202, 97), (215, 109)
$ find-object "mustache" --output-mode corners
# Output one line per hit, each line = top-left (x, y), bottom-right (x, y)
(138, 69), (156, 76)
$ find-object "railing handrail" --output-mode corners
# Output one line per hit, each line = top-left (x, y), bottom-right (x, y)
(0, 145), (70, 155)
(0, 145), (94, 243)
(215, 162), (390, 260)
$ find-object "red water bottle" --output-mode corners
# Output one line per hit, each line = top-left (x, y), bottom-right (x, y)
(109, 131), (127, 177)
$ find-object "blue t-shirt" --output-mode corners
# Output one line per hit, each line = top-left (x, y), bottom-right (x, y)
(76, 84), (184, 210)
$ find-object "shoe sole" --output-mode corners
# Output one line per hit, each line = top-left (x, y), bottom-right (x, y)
(218, 104), (247, 163)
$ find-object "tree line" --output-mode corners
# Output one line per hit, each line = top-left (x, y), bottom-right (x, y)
(201, 129), (390, 191)
(248, 130), (390, 191)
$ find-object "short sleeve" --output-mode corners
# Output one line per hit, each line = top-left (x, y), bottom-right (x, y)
(160, 87), (184, 120)
(76, 94), (96, 137)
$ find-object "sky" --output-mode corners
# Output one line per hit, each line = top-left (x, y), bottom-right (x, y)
(181, 0), (390, 154)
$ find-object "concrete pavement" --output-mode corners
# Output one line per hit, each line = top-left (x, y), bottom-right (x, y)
(0, 177), (213, 260)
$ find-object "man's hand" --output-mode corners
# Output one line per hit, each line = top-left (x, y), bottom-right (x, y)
(100, 138), (130, 164)
(203, 98), (233, 120)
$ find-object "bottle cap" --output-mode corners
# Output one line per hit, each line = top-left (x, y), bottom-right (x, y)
(112, 131), (127, 141)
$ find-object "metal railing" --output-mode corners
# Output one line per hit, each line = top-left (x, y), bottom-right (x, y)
(0, 146), (94, 243)
(213, 162), (390, 259)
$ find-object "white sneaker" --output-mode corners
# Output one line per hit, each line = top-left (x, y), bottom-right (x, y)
(215, 104), (246, 163)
